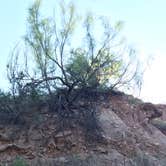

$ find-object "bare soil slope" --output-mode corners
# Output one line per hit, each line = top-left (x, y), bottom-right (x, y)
(1, 91), (166, 165)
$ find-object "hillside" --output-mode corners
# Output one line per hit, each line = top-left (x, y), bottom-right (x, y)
(1, 90), (166, 165)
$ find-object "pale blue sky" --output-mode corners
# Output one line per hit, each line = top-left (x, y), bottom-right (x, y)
(1, 0), (166, 103)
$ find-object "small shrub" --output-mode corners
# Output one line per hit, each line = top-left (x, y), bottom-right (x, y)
(12, 157), (28, 166)
(0, 90), (13, 112)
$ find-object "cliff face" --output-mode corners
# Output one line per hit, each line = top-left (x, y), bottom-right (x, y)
(1, 91), (166, 165)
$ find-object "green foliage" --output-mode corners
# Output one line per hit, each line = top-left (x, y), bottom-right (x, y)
(66, 48), (99, 88)
(8, 0), (142, 96)
(0, 90), (13, 112)
(12, 157), (28, 166)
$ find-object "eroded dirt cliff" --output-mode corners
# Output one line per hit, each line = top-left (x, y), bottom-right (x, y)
(1, 91), (166, 165)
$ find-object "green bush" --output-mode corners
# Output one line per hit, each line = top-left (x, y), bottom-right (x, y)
(12, 157), (28, 166)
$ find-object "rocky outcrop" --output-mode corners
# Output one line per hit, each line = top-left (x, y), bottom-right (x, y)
(1, 91), (166, 165)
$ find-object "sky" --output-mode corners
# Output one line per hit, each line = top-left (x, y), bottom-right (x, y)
(1, 0), (166, 103)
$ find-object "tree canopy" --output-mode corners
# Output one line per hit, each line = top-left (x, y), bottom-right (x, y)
(6, 0), (142, 116)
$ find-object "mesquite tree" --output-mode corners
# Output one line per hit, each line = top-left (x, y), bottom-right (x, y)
(7, 0), (142, 115)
